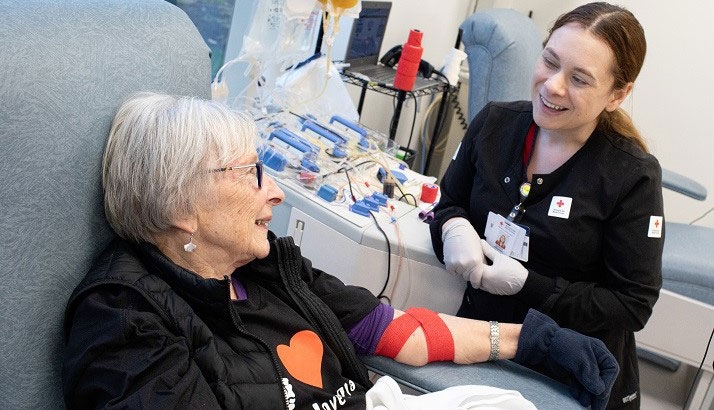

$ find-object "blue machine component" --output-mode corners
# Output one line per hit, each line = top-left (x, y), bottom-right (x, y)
(370, 192), (388, 206)
(377, 167), (408, 185)
(330, 147), (348, 158)
(358, 137), (370, 150)
(316, 184), (338, 202)
(362, 196), (380, 211)
(268, 129), (313, 156)
(300, 157), (320, 173)
(350, 201), (371, 217)
(329, 115), (367, 138)
(301, 120), (347, 147)
(376, 167), (386, 182)
(391, 169), (408, 184)
(259, 146), (288, 172)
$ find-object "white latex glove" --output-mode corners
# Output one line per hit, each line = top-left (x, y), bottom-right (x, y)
(441, 218), (484, 288)
(480, 239), (528, 295)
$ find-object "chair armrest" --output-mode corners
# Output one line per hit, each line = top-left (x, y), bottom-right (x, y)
(662, 168), (707, 201)
(360, 355), (581, 408)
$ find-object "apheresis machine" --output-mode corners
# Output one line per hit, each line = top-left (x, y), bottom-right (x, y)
(213, 0), (465, 313)
(256, 108), (463, 313)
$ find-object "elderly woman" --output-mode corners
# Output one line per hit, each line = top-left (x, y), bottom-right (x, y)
(63, 92), (617, 409)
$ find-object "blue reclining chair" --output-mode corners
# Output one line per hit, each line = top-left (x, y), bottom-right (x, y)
(658, 172), (712, 306)
(459, 8), (542, 121)
(0, 1), (210, 407)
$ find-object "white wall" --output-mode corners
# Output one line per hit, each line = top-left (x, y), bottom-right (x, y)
(628, 1), (714, 228)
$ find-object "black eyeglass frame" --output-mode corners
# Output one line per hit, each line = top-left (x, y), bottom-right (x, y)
(210, 160), (263, 188)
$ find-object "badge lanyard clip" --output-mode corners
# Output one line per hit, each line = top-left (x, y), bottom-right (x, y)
(507, 182), (530, 223)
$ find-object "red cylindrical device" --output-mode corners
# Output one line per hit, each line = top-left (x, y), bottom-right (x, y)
(393, 29), (423, 91)
(420, 183), (439, 203)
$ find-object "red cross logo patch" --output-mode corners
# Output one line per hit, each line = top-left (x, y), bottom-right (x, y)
(548, 196), (572, 219)
(648, 216), (663, 238)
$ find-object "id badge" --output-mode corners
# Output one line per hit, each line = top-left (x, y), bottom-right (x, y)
(512, 224), (530, 262)
(485, 211), (529, 261)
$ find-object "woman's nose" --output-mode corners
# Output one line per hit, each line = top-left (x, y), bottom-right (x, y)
(264, 174), (284, 206)
(544, 71), (567, 96)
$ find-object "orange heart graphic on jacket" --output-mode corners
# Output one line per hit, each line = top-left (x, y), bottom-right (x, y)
(277, 330), (324, 388)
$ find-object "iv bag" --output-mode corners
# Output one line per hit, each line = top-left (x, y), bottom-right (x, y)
(274, 55), (359, 123)
(285, 0), (317, 19)
(241, 0), (286, 63)
(279, 8), (320, 61)
(241, 0), (320, 67)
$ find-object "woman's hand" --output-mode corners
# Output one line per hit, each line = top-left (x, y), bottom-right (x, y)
(441, 218), (484, 287)
(480, 239), (528, 295)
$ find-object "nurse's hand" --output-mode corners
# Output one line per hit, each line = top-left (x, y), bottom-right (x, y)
(480, 239), (528, 295)
(441, 218), (484, 288)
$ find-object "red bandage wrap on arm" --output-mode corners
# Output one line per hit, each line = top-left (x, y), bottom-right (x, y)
(374, 307), (455, 362)
(374, 311), (420, 359)
(407, 307), (455, 362)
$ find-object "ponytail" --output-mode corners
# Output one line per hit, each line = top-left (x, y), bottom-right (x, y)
(598, 108), (649, 153)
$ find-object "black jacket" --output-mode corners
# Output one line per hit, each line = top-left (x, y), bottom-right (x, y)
(63, 234), (378, 409)
(430, 101), (664, 409)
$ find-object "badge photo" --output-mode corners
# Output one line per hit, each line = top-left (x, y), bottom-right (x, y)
(485, 211), (529, 261)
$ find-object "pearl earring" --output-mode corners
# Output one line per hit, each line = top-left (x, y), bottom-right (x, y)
(183, 234), (196, 252)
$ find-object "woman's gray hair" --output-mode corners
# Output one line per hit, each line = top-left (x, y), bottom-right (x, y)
(102, 92), (257, 243)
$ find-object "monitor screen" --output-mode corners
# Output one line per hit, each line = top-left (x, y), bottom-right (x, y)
(345, 2), (391, 61)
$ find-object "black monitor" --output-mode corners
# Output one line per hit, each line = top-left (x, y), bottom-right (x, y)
(344, 1), (392, 66)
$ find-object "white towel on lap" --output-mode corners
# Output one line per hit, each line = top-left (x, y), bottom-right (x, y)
(366, 376), (537, 410)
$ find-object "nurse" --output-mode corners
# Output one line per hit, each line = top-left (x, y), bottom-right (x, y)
(430, 2), (663, 409)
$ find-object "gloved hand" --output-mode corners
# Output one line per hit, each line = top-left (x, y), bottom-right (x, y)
(441, 218), (484, 288)
(514, 309), (619, 410)
(479, 239), (528, 295)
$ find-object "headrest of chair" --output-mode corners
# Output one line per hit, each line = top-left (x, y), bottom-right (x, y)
(0, 0), (210, 406)
(459, 9), (542, 120)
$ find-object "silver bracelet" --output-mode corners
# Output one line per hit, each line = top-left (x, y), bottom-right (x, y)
(488, 321), (500, 361)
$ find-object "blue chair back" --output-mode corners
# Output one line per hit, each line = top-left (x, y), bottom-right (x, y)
(459, 8), (542, 120)
(0, 1), (210, 407)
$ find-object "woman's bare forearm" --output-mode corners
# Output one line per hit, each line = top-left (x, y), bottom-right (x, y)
(391, 309), (521, 366)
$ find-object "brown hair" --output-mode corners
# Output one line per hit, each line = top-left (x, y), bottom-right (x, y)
(546, 2), (648, 152)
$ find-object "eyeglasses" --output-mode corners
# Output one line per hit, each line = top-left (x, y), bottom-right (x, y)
(210, 160), (263, 188)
